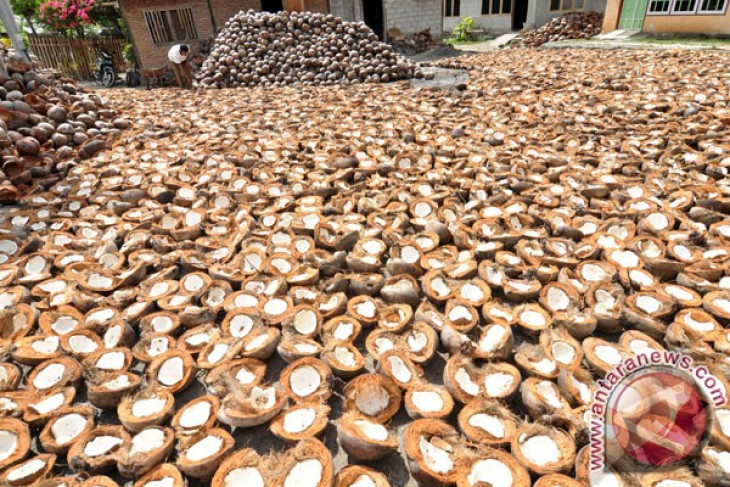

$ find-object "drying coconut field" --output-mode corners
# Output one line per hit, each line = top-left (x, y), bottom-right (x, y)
(1, 46), (730, 487)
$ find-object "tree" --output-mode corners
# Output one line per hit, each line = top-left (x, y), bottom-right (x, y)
(10, 0), (41, 35)
(38, 0), (96, 37)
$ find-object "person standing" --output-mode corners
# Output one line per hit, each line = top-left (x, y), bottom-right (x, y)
(168, 44), (192, 89)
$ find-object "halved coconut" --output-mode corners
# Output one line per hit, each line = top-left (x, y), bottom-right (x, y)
(455, 448), (531, 487)
(405, 419), (466, 485)
(514, 344), (560, 380)
(320, 316), (361, 345)
(457, 398), (519, 446)
(118, 387), (175, 432)
(283, 306), (322, 338)
(574, 445), (626, 487)
(146, 351), (196, 393)
(205, 358), (266, 396)
(86, 371), (141, 409)
(0, 418), (30, 469)
(270, 403), (330, 441)
(403, 383), (454, 421)
(172, 395), (219, 435)
(11, 335), (62, 365)
(197, 338), (244, 370)
(697, 445), (730, 487)
(557, 367), (596, 407)
(0, 363), (20, 393)
(218, 384), (288, 428)
(1, 453), (55, 486)
(61, 330), (103, 359)
(711, 407), (730, 450)
(68, 425), (130, 473)
(140, 312), (181, 337)
(281, 358), (333, 404)
(118, 426), (175, 477)
(377, 350), (422, 389)
(338, 412), (398, 461)
(583, 339), (630, 376)
(444, 299), (480, 333)
(321, 343), (365, 378)
(132, 335), (176, 363)
(703, 291), (730, 324)
(471, 322), (513, 360)
(211, 448), (269, 487)
(317, 292), (348, 318)
(277, 335), (324, 363)
(514, 303), (552, 335)
(39, 406), (94, 453)
(348, 296), (380, 326)
(23, 387), (76, 425)
(133, 463), (184, 487)
(344, 374), (402, 423)
(39, 306), (84, 336)
(100, 321), (136, 349)
(511, 424), (576, 475)
(83, 347), (133, 374)
(533, 474), (585, 487)
(177, 428), (234, 479)
(0, 304), (34, 348)
(275, 438), (333, 487)
(180, 272), (212, 298)
(619, 330), (664, 356)
(521, 378), (571, 420)
(444, 355), (521, 403)
(239, 326), (281, 360)
(177, 323), (217, 354)
(333, 465), (390, 487)
(377, 304), (414, 333)
(80, 475), (120, 487)
(635, 467), (704, 487)
(541, 328), (582, 369)
(27, 357), (82, 394)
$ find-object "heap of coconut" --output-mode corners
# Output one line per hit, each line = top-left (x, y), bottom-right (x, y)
(195, 10), (425, 88)
(0, 47), (128, 203)
(0, 47), (727, 486)
(521, 11), (604, 47)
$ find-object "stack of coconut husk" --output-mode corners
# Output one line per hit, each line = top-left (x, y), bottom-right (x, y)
(522, 11), (604, 47)
(0, 47), (127, 203)
(404, 28), (434, 54)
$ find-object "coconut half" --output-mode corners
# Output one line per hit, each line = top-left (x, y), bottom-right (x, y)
(218, 384), (288, 428)
(67, 426), (130, 473)
(338, 412), (398, 461)
(511, 424), (576, 475)
(27, 357), (82, 394)
(455, 448), (531, 487)
(133, 463), (184, 487)
(23, 386), (76, 425)
(172, 395), (220, 435)
(377, 350), (422, 389)
(86, 371), (141, 410)
(270, 403), (331, 441)
(118, 426), (175, 477)
(404, 384), (455, 420)
(344, 374), (402, 423)
(321, 343), (366, 378)
(39, 406), (95, 453)
(211, 449), (269, 487)
(1, 453), (56, 486)
(177, 428), (234, 479)
(405, 419), (466, 485)
(146, 351), (196, 393)
(205, 358), (267, 397)
(276, 438), (333, 487)
(333, 465), (390, 487)
(457, 398), (519, 446)
(118, 387), (175, 432)
(0, 418), (30, 470)
(281, 358), (332, 403)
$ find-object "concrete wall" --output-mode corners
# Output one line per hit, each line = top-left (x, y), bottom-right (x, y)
(526, 0), (606, 28)
(443, 0), (512, 33)
(330, 0), (357, 18)
(209, 0), (261, 29)
(383, 0), (443, 36)
(602, 0), (621, 31)
(642, 10), (730, 34)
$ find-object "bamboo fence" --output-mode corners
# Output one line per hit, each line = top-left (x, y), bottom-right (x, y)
(27, 36), (127, 80)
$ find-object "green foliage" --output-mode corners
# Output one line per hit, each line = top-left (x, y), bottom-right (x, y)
(10, 0), (41, 18)
(123, 43), (136, 66)
(452, 16), (474, 43)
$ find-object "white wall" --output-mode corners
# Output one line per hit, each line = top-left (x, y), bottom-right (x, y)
(525, 0), (606, 28)
(443, 0), (512, 33)
(383, 0), (443, 36)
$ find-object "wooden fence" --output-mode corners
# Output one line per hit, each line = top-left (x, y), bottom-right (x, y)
(27, 36), (127, 80)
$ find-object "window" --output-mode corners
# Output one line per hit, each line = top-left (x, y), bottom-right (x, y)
(444, 0), (461, 16)
(144, 7), (198, 44)
(648, 0), (671, 12)
(646, 0), (726, 14)
(672, 0), (697, 11)
(699, 0), (727, 12)
(549, 0), (584, 10)
(482, 0), (512, 14)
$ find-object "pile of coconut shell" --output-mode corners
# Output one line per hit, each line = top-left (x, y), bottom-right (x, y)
(195, 10), (425, 88)
(0, 47), (729, 487)
(521, 12), (604, 47)
(0, 48), (128, 204)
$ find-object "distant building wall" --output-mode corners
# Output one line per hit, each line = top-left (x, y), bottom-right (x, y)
(383, 0), (443, 36)
(443, 0), (512, 33)
(209, 0), (261, 28)
(526, 0), (606, 28)
(642, 9), (730, 34)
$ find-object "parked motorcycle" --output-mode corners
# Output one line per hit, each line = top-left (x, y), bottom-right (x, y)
(94, 50), (117, 87)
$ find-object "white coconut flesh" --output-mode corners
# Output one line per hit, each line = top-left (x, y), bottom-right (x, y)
(629, 270), (654, 287)
(103, 374), (131, 390)
(388, 356), (412, 384)
(536, 381), (564, 408)
(30, 392), (65, 414)
(185, 435), (223, 462)
(508, 281), (534, 292)
(68, 335), (98, 354)
(179, 402), (212, 429)
(186, 333), (210, 347)
(636, 296), (662, 315)
(96, 351), (126, 370)
(294, 343), (319, 354)
(283, 407), (316, 433)
(333, 322), (354, 341)
(572, 376), (592, 404)
(31, 336), (60, 354)
(264, 298), (288, 316)
(466, 459), (513, 487)
(448, 306), (472, 323)
(581, 265), (605, 282)
(130, 428), (166, 455)
(484, 373), (514, 397)
(655, 481), (691, 487)
(685, 313), (716, 332)
(51, 316), (77, 335)
(289, 365), (322, 397)
(350, 475), (377, 487)
(419, 437), (454, 474)
(25, 256), (48, 275)
(588, 469), (622, 487)
(225, 467), (264, 487)
(88, 273), (114, 289)
(0, 431), (18, 461)
(407, 332), (428, 353)
(246, 334), (269, 352)
(355, 385), (390, 416)
(594, 346), (623, 366)
(627, 339), (651, 355)
(149, 283), (170, 298)
(157, 357), (184, 386)
(455, 368), (481, 396)
(361, 240), (383, 255)
(334, 347), (357, 367)
(460, 284), (484, 302)
(551, 342), (575, 365)
(207, 344), (230, 365)
(716, 409), (730, 436)
(184, 275), (205, 293)
(375, 338), (394, 355)
(520, 310), (546, 328)
(707, 448), (730, 472)
(518, 435), (560, 466)
(229, 315), (254, 338)
(355, 420), (388, 441)
(400, 245), (420, 264)
(132, 397), (167, 418)
(431, 278), (450, 297)
(6, 458), (46, 481)
(147, 337), (169, 357)
(478, 326), (507, 353)
(293, 310), (318, 335)
(468, 414), (505, 438)
(0, 240), (17, 254)
(151, 316), (174, 333)
(284, 458), (323, 487)
(104, 325), (123, 348)
(355, 301), (376, 319)
(250, 386), (276, 410)
(33, 363), (66, 390)
(611, 251), (639, 268)
(84, 436), (123, 457)
(712, 298), (730, 315)
(411, 391), (444, 412)
(534, 358), (557, 374)
(234, 294), (258, 308)
(51, 413), (87, 444)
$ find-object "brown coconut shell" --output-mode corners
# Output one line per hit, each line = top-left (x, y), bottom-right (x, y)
(176, 428), (234, 479)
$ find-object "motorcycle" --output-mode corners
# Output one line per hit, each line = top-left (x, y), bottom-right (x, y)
(94, 50), (118, 87)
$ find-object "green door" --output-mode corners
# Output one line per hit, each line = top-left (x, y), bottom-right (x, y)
(618, 0), (649, 29)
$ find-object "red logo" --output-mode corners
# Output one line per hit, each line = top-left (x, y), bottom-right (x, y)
(606, 369), (709, 467)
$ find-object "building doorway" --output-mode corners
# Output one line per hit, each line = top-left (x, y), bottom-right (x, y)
(512, 0), (528, 30)
(362, 0), (384, 39)
(618, 0), (648, 29)
(262, 0), (284, 12)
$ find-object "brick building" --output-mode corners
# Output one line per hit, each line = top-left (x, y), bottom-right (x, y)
(118, 0), (329, 69)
